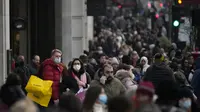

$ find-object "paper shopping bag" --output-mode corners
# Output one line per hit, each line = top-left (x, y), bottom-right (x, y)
(27, 88), (52, 107)
(25, 75), (53, 97)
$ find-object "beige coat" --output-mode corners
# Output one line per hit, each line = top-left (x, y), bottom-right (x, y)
(115, 70), (137, 90)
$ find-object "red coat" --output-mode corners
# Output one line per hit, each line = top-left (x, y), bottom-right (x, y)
(42, 59), (63, 100)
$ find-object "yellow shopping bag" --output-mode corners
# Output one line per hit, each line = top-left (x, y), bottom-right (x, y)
(25, 75), (53, 97)
(27, 88), (52, 107)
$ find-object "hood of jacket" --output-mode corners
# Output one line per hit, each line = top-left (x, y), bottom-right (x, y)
(115, 70), (132, 81)
(140, 56), (148, 65)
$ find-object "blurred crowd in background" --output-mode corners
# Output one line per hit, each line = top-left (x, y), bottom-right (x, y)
(1, 1), (200, 112)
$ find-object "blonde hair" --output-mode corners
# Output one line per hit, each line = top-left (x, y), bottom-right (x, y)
(10, 98), (38, 112)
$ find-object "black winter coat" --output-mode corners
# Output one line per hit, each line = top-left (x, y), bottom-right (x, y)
(0, 85), (25, 107)
(143, 63), (176, 89)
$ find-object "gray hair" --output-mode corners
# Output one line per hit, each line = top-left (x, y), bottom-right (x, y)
(51, 49), (62, 56)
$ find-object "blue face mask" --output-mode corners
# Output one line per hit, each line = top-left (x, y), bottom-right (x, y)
(179, 99), (192, 109)
(98, 94), (107, 104)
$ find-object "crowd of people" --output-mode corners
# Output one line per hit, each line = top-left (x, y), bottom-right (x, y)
(0, 4), (200, 112)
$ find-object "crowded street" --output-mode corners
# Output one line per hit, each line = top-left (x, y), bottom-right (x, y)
(1, 0), (200, 112)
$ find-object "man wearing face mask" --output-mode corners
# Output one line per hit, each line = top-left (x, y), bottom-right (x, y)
(90, 64), (126, 99)
(40, 49), (63, 106)
(14, 55), (31, 94)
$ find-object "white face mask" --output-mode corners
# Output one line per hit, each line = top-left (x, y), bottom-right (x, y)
(73, 65), (81, 71)
(54, 57), (61, 64)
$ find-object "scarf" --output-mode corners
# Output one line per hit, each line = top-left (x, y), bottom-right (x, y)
(72, 72), (87, 88)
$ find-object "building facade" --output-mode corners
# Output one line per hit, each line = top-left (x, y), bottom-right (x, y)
(0, 0), (88, 85)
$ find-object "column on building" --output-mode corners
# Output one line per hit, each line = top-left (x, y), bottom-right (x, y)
(55, 0), (87, 64)
(0, 0), (10, 85)
(87, 16), (94, 41)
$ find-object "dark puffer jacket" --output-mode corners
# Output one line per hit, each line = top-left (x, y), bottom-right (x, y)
(42, 59), (63, 100)
(143, 63), (176, 89)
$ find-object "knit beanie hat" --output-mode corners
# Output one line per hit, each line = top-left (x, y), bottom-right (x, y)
(154, 53), (164, 62)
(136, 81), (155, 97)
(110, 57), (119, 65)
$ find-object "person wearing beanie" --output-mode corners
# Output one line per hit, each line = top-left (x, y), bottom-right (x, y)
(135, 81), (155, 103)
(154, 53), (165, 63)
(143, 53), (176, 90)
(109, 57), (119, 74)
(132, 81), (161, 112)
(109, 57), (119, 65)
